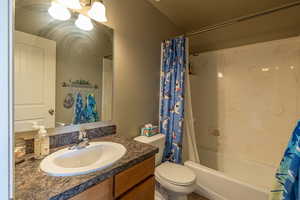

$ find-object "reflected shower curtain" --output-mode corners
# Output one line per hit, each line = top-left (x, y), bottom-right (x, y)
(159, 36), (186, 164)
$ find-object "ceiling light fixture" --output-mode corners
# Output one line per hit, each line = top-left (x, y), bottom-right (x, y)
(75, 14), (94, 31)
(48, 0), (107, 31)
(88, 1), (108, 22)
(58, 0), (82, 9)
(48, 2), (71, 21)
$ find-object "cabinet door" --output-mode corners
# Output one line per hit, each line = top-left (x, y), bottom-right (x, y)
(118, 176), (155, 200)
(114, 156), (155, 198)
(14, 31), (56, 132)
(70, 178), (113, 200)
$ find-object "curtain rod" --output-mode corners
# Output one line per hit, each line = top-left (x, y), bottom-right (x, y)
(185, 1), (300, 37)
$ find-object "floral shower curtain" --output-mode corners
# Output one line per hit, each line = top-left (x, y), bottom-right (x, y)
(269, 121), (300, 200)
(159, 36), (186, 164)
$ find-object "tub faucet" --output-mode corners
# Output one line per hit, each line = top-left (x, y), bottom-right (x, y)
(69, 127), (90, 150)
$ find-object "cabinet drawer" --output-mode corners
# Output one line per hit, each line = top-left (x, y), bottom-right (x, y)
(114, 156), (155, 198)
(118, 176), (155, 200)
(70, 178), (113, 200)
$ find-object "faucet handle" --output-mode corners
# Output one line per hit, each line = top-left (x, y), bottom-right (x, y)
(78, 132), (83, 140)
(79, 126), (86, 132)
(79, 126), (88, 140)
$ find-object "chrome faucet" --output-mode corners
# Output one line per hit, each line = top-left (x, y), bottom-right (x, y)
(69, 126), (90, 150)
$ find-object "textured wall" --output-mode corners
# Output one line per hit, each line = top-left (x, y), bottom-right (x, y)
(190, 36), (300, 189)
(104, 0), (181, 137)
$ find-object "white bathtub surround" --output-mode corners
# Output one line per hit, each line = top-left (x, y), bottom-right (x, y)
(185, 161), (269, 200)
(189, 36), (300, 198)
(197, 148), (277, 190)
(190, 36), (300, 169)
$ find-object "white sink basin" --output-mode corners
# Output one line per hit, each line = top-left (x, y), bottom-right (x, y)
(40, 142), (127, 177)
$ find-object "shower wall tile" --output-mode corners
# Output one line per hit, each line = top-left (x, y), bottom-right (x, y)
(190, 36), (300, 171)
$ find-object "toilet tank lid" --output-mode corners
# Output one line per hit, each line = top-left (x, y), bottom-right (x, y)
(134, 134), (165, 144)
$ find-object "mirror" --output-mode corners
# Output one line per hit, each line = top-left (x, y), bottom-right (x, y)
(14, 0), (113, 132)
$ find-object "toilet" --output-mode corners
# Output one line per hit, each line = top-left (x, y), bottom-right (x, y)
(134, 134), (196, 200)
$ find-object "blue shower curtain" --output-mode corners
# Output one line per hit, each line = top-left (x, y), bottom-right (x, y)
(159, 36), (186, 164)
(269, 121), (300, 200)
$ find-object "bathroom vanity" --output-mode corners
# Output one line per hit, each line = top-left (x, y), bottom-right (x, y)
(14, 1), (156, 199)
(71, 156), (155, 200)
(15, 134), (158, 200)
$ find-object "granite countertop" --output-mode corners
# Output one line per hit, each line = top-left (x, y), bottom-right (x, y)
(15, 134), (158, 200)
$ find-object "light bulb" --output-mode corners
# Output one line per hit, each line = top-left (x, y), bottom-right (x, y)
(218, 72), (224, 78)
(88, 2), (108, 22)
(75, 14), (94, 31)
(48, 2), (71, 21)
(58, 0), (82, 9)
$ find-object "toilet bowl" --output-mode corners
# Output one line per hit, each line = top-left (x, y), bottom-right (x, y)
(155, 162), (196, 200)
(134, 134), (196, 200)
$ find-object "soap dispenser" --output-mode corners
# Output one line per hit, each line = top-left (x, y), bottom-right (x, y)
(33, 123), (50, 159)
(39, 126), (50, 156)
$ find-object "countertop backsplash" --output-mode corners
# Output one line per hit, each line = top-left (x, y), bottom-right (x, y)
(21, 125), (117, 154)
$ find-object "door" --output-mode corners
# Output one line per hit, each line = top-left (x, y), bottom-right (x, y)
(14, 31), (56, 132)
(0, 0), (12, 198)
(101, 58), (113, 121)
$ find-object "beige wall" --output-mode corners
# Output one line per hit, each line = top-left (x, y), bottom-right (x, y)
(104, 0), (181, 138)
(190, 36), (300, 188)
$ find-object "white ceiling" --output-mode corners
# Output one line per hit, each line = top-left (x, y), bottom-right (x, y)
(147, 0), (300, 52)
(147, 0), (299, 32)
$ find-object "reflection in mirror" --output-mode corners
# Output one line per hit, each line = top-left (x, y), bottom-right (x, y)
(14, 0), (113, 132)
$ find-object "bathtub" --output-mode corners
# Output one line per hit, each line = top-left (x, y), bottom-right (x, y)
(184, 161), (270, 200)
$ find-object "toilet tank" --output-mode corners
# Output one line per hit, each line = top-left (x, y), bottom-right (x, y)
(134, 134), (166, 166)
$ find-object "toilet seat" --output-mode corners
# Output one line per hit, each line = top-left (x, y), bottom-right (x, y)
(155, 162), (196, 186)
(155, 172), (195, 195)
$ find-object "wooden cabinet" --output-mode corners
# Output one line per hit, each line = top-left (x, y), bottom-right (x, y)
(71, 156), (155, 200)
(114, 156), (155, 198)
(70, 178), (113, 200)
(118, 176), (155, 200)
